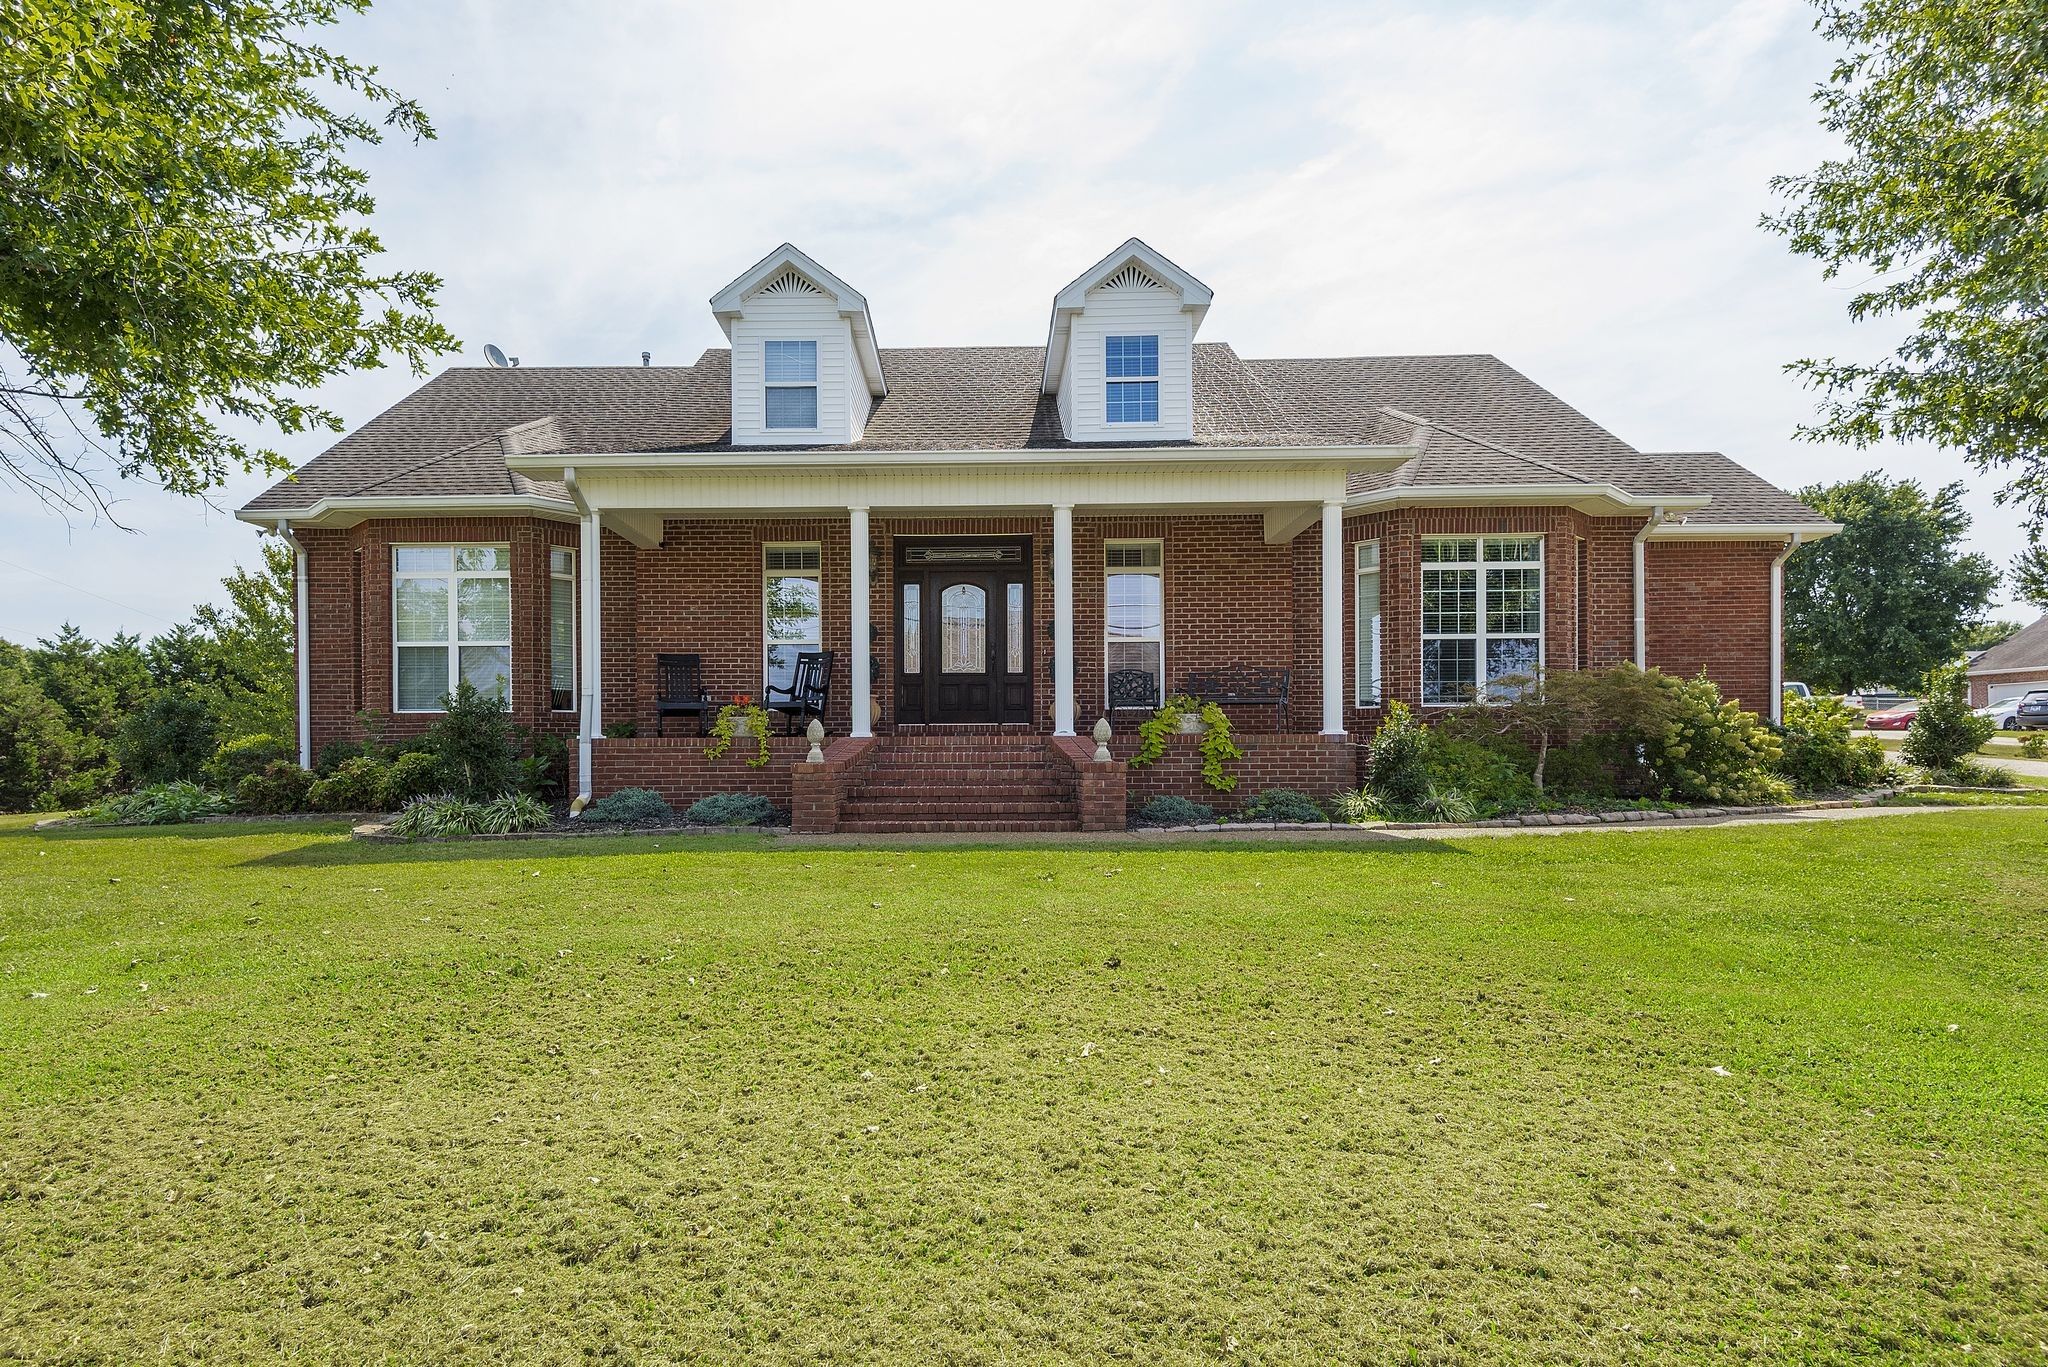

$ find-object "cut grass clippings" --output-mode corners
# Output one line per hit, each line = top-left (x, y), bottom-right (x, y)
(1, 811), (2045, 1363)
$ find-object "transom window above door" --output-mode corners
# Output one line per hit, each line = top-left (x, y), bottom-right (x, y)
(1105, 335), (1159, 423)
(763, 340), (818, 430)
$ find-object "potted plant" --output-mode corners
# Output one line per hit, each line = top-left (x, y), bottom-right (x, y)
(705, 694), (775, 767)
(1130, 695), (1245, 791)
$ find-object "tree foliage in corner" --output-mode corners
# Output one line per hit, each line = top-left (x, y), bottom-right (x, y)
(1764, 1), (2048, 527)
(2012, 541), (2048, 610)
(1784, 473), (1999, 691)
(0, 0), (456, 517)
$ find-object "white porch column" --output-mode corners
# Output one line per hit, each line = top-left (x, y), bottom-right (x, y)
(578, 510), (602, 798)
(1320, 500), (1346, 736)
(849, 505), (872, 738)
(1053, 503), (1076, 736)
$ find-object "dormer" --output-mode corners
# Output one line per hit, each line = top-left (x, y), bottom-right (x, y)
(1041, 238), (1213, 444)
(710, 244), (887, 446)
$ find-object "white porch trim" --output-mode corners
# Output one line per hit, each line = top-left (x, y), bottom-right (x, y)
(1320, 501), (1345, 736)
(1053, 503), (1076, 736)
(849, 505), (872, 738)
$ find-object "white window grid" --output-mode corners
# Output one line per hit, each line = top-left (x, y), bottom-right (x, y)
(1419, 535), (1544, 704)
(548, 547), (576, 711)
(763, 543), (823, 694)
(1355, 539), (1382, 705)
(392, 544), (512, 713)
(764, 339), (819, 431)
(1104, 539), (1165, 706)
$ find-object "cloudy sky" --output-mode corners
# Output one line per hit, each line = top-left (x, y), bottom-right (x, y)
(2, 0), (2031, 643)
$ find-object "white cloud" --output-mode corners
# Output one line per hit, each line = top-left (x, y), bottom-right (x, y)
(1, 0), (2030, 641)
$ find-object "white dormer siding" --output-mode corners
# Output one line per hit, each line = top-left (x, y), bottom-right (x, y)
(728, 276), (868, 445)
(709, 245), (888, 448)
(1059, 271), (1194, 442)
(1040, 239), (1213, 445)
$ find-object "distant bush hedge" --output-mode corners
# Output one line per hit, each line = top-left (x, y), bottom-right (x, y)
(236, 761), (314, 814)
(307, 756), (389, 812)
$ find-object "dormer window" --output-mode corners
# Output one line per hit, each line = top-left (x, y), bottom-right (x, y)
(764, 339), (818, 430)
(1104, 334), (1159, 423)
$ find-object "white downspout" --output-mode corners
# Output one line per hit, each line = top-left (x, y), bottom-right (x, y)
(275, 519), (313, 770)
(1768, 532), (1803, 723)
(563, 468), (596, 814)
(1632, 505), (1667, 670)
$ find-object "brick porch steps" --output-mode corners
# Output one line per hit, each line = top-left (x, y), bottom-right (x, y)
(835, 735), (1082, 833)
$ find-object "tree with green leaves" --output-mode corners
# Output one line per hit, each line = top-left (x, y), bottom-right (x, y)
(2012, 541), (2048, 611)
(1783, 474), (2000, 692)
(0, 0), (455, 519)
(1765, 2), (2048, 528)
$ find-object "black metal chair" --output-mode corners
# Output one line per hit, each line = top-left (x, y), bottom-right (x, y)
(1107, 668), (1161, 722)
(654, 653), (711, 736)
(765, 649), (834, 735)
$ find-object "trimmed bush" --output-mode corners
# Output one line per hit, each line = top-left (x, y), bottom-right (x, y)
(683, 792), (780, 826)
(1777, 694), (1889, 792)
(581, 787), (675, 825)
(1132, 795), (1215, 826)
(1903, 660), (1994, 772)
(1365, 702), (1432, 811)
(83, 781), (229, 826)
(381, 751), (444, 806)
(1242, 788), (1325, 823)
(208, 732), (291, 784)
(306, 756), (389, 812)
(1646, 673), (1788, 804)
(236, 761), (314, 814)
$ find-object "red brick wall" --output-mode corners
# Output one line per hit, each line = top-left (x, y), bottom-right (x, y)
(1970, 673), (2048, 708)
(1644, 540), (1781, 708)
(297, 515), (579, 756)
(590, 735), (808, 807)
(1119, 733), (1359, 812)
(296, 511), (1788, 762)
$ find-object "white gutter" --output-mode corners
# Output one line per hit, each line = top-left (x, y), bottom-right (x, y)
(563, 468), (596, 815)
(234, 493), (578, 528)
(1652, 520), (1843, 541)
(506, 443), (1418, 476)
(273, 519), (314, 769)
(1346, 484), (1711, 516)
(1768, 532), (1804, 723)
(1633, 505), (1668, 669)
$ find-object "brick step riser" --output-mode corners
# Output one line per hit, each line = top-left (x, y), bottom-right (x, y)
(841, 802), (1078, 818)
(836, 820), (1082, 834)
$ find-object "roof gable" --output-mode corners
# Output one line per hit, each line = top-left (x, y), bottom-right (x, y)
(1041, 237), (1213, 392)
(709, 243), (887, 398)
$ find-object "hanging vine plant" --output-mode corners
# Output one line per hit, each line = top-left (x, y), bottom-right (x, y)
(1131, 695), (1244, 791)
(705, 695), (775, 767)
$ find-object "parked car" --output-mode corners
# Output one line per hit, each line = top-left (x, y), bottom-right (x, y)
(2016, 690), (2048, 731)
(1863, 703), (1920, 731)
(1782, 681), (1813, 701)
(1850, 689), (1915, 712)
(1975, 699), (2025, 731)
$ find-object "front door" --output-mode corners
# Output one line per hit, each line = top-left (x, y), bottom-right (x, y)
(894, 540), (1031, 725)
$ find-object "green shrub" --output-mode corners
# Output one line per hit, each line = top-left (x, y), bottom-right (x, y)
(314, 738), (362, 775)
(1916, 757), (2017, 788)
(1543, 733), (1624, 799)
(603, 720), (638, 739)
(2020, 734), (2048, 760)
(1332, 785), (1476, 824)
(0, 663), (87, 812)
(1365, 702), (1432, 811)
(306, 756), (389, 812)
(1242, 788), (1325, 823)
(83, 781), (229, 826)
(208, 732), (291, 784)
(683, 792), (780, 826)
(1903, 660), (1994, 772)
(1423, 734), (1538, 816)
(1132, 795), (1215, 826)
(422, 682), (517, 799)
(235, 761), (314, 814)
(1645, 673), (1788, 804)
(386, 791), (553, 839)
(530, 732), (570, 795)
(582, 787), (675, 825)
(381, 751), (444, 806)
(1776, 694), (1889, 792)
(114, 686), (217, 785)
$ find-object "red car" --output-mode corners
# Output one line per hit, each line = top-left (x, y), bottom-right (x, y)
(1863, 704), (1920, 730)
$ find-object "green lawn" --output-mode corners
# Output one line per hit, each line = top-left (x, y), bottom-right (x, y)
(3, 813), (2045, 1364)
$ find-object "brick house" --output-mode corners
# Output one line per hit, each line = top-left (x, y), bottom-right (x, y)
(1967, 616), (2048, 713)
(236, 240), (1836, 832)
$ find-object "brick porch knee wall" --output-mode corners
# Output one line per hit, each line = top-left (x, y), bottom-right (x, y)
(591, 736), (810, 809)
(1118, 733), (1358, 814)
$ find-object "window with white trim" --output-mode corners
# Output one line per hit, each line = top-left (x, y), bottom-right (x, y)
(1355, 540), (1381, 705)
(1104, 334), (1159, 423)
(548, 548), (575, 711)
(764, 544), (822, 693)
(763, 339), (818, 430)
(1105, 540), (1164, 704)
(393, 545), (511, 712)
(1420, 535), (1543, 704)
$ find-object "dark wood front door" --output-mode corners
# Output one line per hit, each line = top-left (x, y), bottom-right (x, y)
(895, 540), (1031, 725)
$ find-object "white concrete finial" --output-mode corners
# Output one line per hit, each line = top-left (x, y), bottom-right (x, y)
(1091, 716), (1112, 763)
(806, 717), (825, 764)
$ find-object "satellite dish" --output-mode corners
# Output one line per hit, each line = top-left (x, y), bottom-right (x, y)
(483, 343), (510, 368)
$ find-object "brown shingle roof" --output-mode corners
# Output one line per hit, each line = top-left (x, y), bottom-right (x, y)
(1968, 615), (2048, 675)
(241, 345), (1820, 529)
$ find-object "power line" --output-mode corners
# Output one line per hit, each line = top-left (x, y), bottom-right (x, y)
(0, 553), (180, 628)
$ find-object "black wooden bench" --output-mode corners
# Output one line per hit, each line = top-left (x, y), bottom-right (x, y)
(1183, 665), (1291, 726)
(654, 653), (711, 736)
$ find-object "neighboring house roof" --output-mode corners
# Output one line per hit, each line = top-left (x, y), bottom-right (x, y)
(240, 343), (1827, 530)
(1967, 615), (2048, 675)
